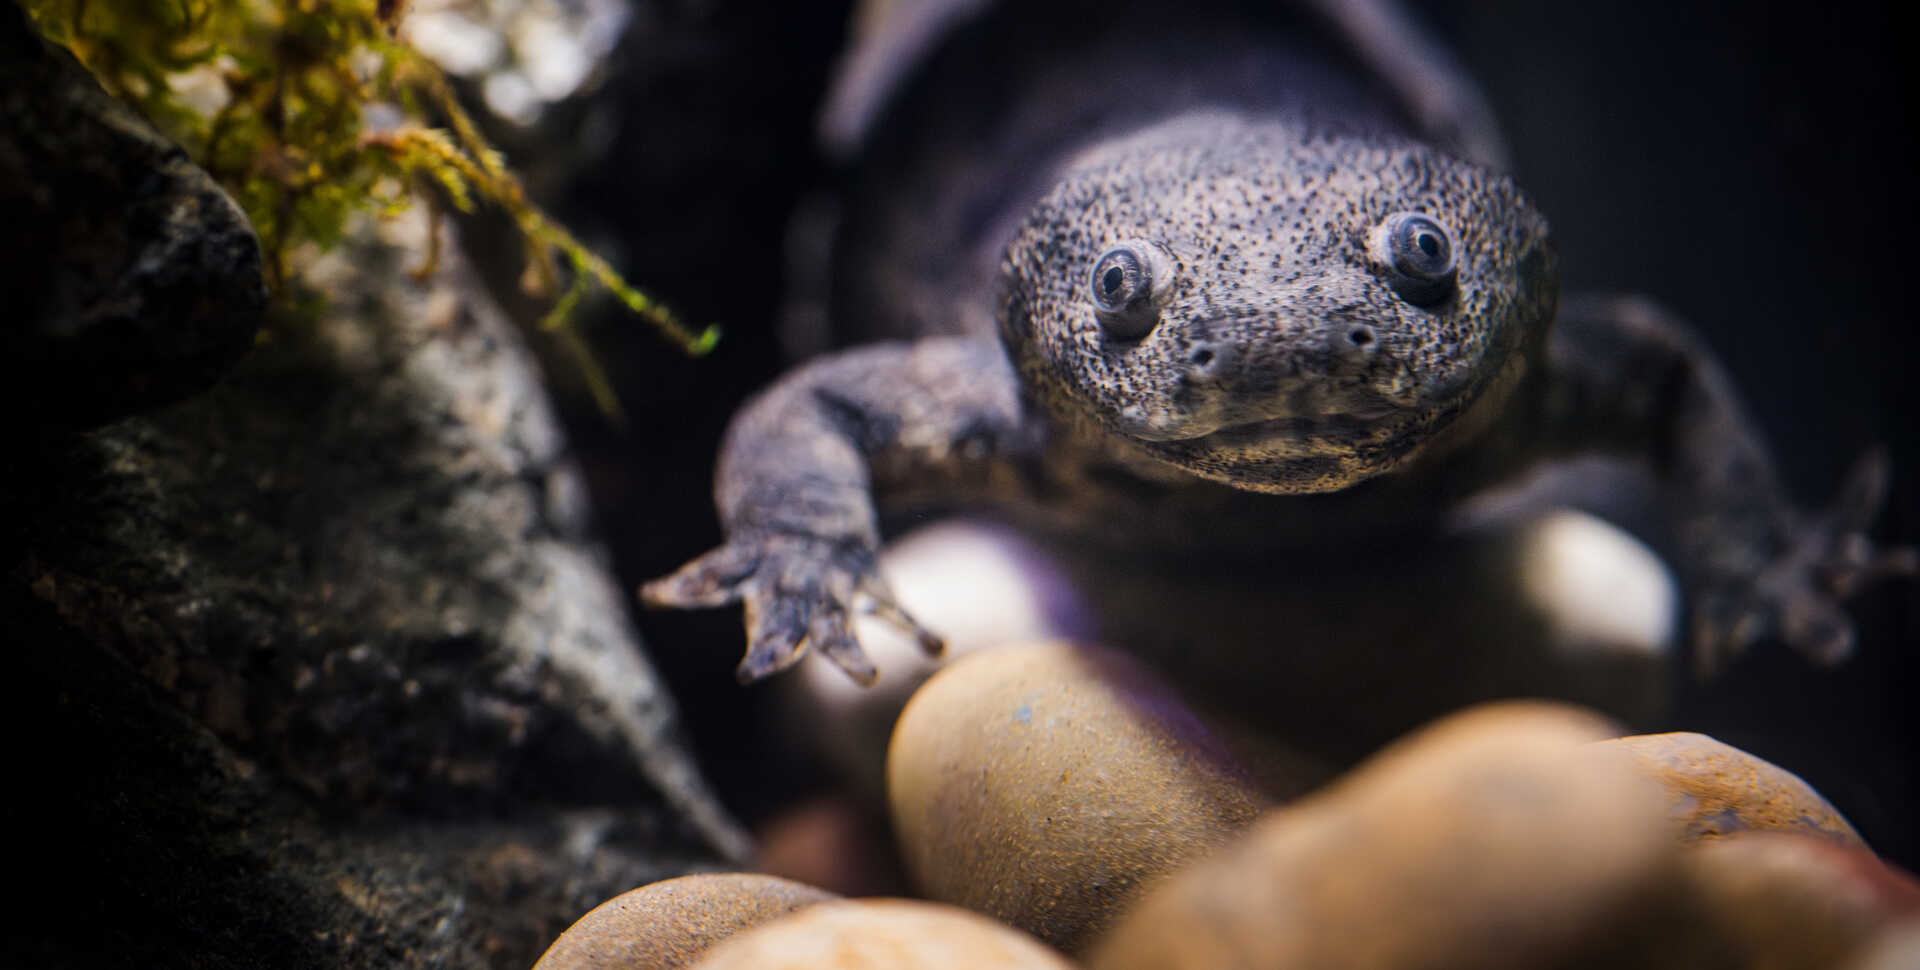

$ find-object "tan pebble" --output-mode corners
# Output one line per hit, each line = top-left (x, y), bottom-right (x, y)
(888, 641), (1266, 954)
(532, 872), (835, 970)
(1087, 701), (1673, 970)
(687, 898), (1079, 970)
(1596, 732), (1863, 847)
(1678, 832), (1920, 969)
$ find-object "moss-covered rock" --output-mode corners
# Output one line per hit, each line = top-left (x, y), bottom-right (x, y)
(0, 6), (264, 430)
(2, 206), (742, 967)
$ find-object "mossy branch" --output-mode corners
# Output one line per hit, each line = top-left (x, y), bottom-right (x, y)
(20, 0), (717, 419)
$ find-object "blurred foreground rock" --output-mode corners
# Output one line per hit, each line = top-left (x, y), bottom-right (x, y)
(1680, 833), (1920, 969)
(534, 873), (836, 970)
(688, 898), (1080, 970)
(1084, 702), (1917, 970)
(0, 8), (264, 430)
(1, 204), (743, 966)
(1086, 703), (1663, 970)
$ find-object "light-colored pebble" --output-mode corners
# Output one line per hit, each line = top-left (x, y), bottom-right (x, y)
(888, 641), (1267, 954)
(687, 898), (1080, 970)
(531, 872), (835, 970)
(1519, 509), (1679, 659)
(1596, 732), (1864, 847)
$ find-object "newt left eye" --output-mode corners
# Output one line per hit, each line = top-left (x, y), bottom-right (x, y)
(1089, 239), (1166, 340)
(1376, 212), (1457, 307)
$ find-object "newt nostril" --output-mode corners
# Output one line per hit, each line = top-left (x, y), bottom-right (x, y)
(1348, 325), (1376, 348)
(1185, 341), (1236, 382)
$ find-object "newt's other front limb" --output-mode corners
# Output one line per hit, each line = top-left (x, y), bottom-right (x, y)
(643, 337), (1031, 685)
(1544, 294), (1915, 677)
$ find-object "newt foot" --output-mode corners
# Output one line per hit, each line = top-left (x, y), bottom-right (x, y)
(1693, 447), (1917, 676)
(642, 532), (945, 686)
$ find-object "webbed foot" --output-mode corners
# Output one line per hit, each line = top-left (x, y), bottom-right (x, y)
(1692, 447), (1916, 676)
(641, 532), (945, 685)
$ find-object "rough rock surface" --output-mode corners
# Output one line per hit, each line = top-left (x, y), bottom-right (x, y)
(1, 207), (744, 966)
(0, 7), (265, 430)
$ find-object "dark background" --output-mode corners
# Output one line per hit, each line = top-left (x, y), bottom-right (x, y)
(1450, 1), (1917, 869)
(537, 0), (1917, 868)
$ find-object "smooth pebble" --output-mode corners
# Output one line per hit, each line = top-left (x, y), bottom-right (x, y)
(888, 640), (1267, 954)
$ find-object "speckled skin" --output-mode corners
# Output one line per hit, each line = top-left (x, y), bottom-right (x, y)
(1001, 114), (1548, 495)
(645, 0), (1909, 711)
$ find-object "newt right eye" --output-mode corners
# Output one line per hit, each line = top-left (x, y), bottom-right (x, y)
(1090, 242), (1162, 340)
(1374, 212), (1458, 308)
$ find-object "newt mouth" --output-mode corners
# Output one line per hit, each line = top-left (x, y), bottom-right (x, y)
(1191, 404), (1403, 447)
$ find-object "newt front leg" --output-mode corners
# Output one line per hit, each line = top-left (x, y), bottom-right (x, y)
(643, 337), (1033, 684)
(1541, 294), (1914, 676)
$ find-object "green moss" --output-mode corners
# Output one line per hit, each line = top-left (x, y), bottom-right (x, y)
(21, 0), (717, 418)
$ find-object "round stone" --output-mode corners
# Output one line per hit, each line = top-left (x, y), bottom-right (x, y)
(532, 872), (835, 970)
(887, 640), (1266, 954)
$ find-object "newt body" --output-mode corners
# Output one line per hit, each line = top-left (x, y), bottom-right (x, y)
(646, 0), (1909, 747)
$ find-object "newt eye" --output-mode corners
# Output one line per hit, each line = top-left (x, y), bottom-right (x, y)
(1377, 212), (1457, 307)
(1089, 242), (1161, 339)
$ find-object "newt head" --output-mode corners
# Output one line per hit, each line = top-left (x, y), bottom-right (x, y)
(999, 112), (1556, 494)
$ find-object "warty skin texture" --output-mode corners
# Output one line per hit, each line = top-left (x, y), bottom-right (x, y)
(1002, 114), (1554, 494)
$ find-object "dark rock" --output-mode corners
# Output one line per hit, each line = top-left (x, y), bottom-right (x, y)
(0, 8), (266, 429)
(5, 603), (711, 968)
(444, 0), (857, 838)
(1, 210), (745, 967)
